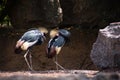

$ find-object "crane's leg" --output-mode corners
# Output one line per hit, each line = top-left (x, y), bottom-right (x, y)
(29, 52), (33, 71)
(53, 55), (65, 70)
(24, 49), (33, 71)
(55, 55), (58, 70)
(29, 51), (33, 71)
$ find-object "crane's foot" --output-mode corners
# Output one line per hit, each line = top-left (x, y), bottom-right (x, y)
(29, 68), (35, 71)
(54, 61), (66, 71)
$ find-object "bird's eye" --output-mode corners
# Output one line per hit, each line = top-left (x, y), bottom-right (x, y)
(43, 33), (46, 36)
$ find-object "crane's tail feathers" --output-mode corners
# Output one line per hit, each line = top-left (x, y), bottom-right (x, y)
(46, 47), (56, 58)
(46, 54), (54, 58)
(14, 47), (22, 54)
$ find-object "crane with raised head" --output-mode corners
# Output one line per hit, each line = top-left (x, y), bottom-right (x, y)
(15, 27), (48, 71)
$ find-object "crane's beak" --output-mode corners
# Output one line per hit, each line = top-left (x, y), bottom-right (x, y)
(43, 35), (46, 40)
(42, 33), (47, 40)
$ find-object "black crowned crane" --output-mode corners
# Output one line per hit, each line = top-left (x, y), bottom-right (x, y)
(46, 29), (70, 70)
(15, 27), (48, 71)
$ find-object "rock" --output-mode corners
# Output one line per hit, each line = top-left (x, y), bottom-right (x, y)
(8, 0), (62, 28)
(7, 0), (120, 29)
(0, 71), (91, 80)
(109, 73), (119, 80)
(93, 73), (108, 80)
(0, 71), (120, 80)
(93, 73), (120, 80)
(90, 22), (120, 69)
(59, 74), (89, 80)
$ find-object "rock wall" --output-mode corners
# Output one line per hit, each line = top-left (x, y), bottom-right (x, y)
(7, 0), (120, 29)
(7, 0), (62, 28)
(60, 0), (120, 28)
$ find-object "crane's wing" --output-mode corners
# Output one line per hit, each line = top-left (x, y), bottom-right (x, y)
(47, 36), (65, 58)
(20, 30), (42, 42)
(52, 36), (65, 47)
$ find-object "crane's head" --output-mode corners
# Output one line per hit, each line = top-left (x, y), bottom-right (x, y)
(50, 29), (71, 38)
(38, 27), (48, 34)
(38, 27), (48, 40)
(50, 29), (59, 38)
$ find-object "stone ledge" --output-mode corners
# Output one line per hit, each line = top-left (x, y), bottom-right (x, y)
(0, 70), (119, 80)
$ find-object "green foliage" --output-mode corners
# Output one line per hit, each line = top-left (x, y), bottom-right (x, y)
(0, 0), (7, 10)
(0, 0), (11, 27)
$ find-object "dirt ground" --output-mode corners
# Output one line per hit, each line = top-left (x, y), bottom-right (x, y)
(0, 28), (98, 71)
